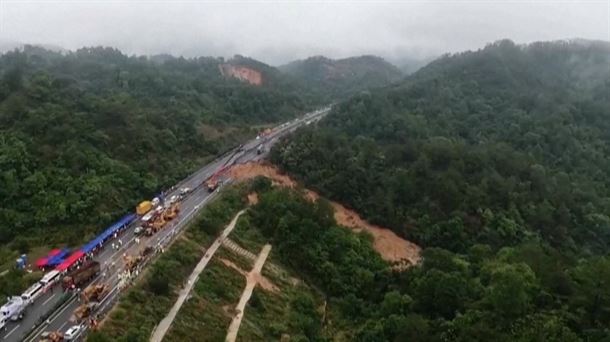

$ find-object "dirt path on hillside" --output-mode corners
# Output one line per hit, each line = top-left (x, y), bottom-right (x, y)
(225, 244), (272, 342)
(229, 163), (421, 266)
(219, 257), (278, 292)
(150, 211), (245, 342)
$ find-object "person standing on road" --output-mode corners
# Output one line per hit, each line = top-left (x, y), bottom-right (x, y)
(119, 239), (123, 247)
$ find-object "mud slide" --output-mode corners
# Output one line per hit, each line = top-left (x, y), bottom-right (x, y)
(229, 162), (421, 266)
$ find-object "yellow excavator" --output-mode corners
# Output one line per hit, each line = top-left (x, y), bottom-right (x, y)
(81, 284), (109, 303)
(123, 254), (143, 272)
(72, 302), (98, 322)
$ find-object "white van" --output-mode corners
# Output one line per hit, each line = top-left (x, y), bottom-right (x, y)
(0, 296), (26, 321)
(21, 282), (43, 305)
(39, 270), (61, 287)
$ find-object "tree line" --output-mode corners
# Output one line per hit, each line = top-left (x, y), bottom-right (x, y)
(0, 45), (320, 251)
(271, 39), (610, 340)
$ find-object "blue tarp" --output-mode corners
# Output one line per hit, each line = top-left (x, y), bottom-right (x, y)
(79, 213), (137, 254)
(46, 248), (70, 266)
(99, 213), (137, 241)
(81, 236), (104, 254)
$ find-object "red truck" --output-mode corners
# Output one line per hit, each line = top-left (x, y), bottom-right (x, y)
(62, 261), (100, 291)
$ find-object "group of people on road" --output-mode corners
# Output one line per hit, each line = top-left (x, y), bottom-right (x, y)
(111, 238), (123, 251)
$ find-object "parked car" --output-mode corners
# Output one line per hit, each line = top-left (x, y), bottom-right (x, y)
(64, 324), (83, 340)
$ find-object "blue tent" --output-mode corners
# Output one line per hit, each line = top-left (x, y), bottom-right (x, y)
(81, 236), (105, 254)
(99, 213), (137, 242)
(46, 248), (70, 266)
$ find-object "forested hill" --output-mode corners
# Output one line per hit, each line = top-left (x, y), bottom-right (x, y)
(279, 55), (403, 99)
(274, 39), (610, 252)
(0, 45), (318, 247)
(271, 40), (610, 339)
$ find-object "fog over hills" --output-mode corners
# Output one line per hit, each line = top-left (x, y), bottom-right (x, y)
(0, 2), (607, 65)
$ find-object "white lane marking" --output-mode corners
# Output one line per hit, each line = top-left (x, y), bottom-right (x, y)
(53, 297), (76, 322)
(3, 325), (19, 339)
(58, 321), (68, 331)
(42, 293), (56, 306)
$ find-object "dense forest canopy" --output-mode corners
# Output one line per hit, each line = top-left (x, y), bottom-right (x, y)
(279, 55), (403, 100)
(0, 45), (319, 248)
(271, 39), (610, 339)
(274, 39), (610, 254)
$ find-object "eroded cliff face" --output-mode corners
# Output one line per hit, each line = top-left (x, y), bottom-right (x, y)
(220, 64), (263, 85)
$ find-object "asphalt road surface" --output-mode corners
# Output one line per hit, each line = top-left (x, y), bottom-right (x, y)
(1, 106), (330, 342)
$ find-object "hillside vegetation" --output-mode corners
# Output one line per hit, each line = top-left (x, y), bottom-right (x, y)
(0, 45), (316, 250)
(279, 55), (403, 100)
(272, 39), (610, 340)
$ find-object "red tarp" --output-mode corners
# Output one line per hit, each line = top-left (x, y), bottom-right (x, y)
(35, 248), (62, 267)
(56, 250), (85, 271)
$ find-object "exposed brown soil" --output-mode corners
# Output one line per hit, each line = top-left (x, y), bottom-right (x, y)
(219, 64), (263, 85)
(229, 162), (422, 266)
(247, 192), (259, 205)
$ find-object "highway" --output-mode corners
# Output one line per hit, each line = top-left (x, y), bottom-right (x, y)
(1, 106), (330, 342)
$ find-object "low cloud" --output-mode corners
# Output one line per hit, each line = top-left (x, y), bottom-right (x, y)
(0, 1), (608, 65)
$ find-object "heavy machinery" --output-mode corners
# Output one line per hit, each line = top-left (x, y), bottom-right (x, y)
(123, 254), (143, 272)
(81, 284), (109, 303)
(62, 261), (100, 291)
(143, 203), (180, 236)
(72, 302), (97, 322)
(136, 201), (153, 215)
(39, 331), (63, 342)
(163, 203), (180, 220)
(144, 216), (165, 236)
(205, 176), (220, 192)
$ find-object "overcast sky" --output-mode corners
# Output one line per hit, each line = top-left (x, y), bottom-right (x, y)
(0, 1), (608, 65)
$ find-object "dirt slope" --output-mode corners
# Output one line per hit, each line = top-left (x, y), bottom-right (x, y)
(219, 64), (263, 85)
(229, 162), (421, 266)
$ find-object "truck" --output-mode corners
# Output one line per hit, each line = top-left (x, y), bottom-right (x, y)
(205, 177), (219, 192)
(0, 296), (26, 321)
(144, 203), (180, 236)
(163, 203), (180, 220)
(136, 201), (153, 216)
(81, 284), (109, 303)
(62, 261), (100, 291)
(123, 255), (143, 272)
(72, 302), (97, 322)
